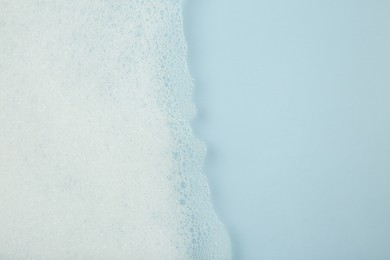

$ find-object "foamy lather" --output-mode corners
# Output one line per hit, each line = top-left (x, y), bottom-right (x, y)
(0, 1), (230, 259)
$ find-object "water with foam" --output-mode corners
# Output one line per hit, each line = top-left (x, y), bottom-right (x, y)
(0, 1), (231, 259)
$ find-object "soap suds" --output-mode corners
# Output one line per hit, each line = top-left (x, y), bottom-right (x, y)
(0, 1), (230, 259)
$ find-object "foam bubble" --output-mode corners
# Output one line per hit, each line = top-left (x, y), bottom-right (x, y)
(0, 0), (230, 259)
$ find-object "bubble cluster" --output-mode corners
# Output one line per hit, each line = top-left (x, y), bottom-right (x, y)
(0, 0), (230, 259)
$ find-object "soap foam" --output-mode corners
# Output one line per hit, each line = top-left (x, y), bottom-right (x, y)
(0, 1), (230, 259)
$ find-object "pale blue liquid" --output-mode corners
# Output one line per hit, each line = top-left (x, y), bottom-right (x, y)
(184, 0), (390, 259)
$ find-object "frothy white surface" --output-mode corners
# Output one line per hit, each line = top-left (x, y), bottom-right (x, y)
(0, 1), (230, 259)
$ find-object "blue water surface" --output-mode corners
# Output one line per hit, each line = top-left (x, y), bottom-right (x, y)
(184, 0), (390, 259)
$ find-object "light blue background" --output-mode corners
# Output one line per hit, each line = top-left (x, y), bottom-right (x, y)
(184, 0), (390, 259)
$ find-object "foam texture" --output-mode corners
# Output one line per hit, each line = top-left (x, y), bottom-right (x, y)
(0, 1), (231, 259)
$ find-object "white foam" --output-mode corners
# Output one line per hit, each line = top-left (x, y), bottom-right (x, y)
(0, 1), (230, 259)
